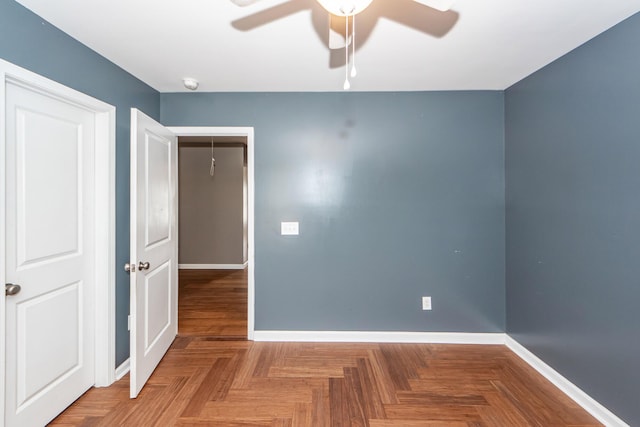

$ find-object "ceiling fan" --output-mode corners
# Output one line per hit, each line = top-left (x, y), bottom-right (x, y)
(232, 0), (454, 14)
(230, 0), (455, 89)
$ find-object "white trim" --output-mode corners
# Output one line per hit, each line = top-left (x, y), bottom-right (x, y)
(115, 359), (131, 381)
(0, 59), (117, 414)
(0, 60), (7, 427)
(168, 126), (255, 341)
(253, 331), (507, 344)
(179, 263), (248, 270)
(92, 94), (116, 389)
(505, 336), (629, 427)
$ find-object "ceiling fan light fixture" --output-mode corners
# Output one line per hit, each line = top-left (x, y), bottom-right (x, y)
(229, 0), (455, 90)
(316, 0), (373, 16)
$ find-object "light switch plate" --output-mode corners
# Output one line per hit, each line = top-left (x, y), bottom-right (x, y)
(422, 296), (432, 310)
(281, 221), (299, 235)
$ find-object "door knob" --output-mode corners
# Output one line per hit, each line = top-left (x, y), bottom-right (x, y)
(138, 261), (150, 271)
(124, 263), (136, 273)
(5, 283), (21, 296)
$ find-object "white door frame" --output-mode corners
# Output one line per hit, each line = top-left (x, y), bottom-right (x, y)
(169, 127), (255, 340)
(0, 59), (117, 423)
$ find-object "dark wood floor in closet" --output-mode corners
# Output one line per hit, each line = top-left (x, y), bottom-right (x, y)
(178, 268), (248, 339)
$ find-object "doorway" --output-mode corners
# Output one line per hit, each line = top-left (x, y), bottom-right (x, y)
(127, 120), (255, 397)
(177, 136), (249, 339)
(169, 127), (255, 341)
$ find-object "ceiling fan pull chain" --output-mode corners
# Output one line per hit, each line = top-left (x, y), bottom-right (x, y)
(343, 15), (351, 90)
(351, 15), (357, 78)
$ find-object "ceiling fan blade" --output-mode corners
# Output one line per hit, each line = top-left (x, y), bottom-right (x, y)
(410, 0), (454, 12)
(232, 0), (306, 31)
(230, 0), (266, 6)
(328, 13), (350, 50)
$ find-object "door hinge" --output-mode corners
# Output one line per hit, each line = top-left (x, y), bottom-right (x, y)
(128, 315), (131, 331)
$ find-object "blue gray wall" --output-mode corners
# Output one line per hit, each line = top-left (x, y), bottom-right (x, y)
(0, 0), (160, 366)
(505, 13), (640, 426)
(161, 92), (506, 332)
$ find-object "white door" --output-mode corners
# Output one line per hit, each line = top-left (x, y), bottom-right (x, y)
(4, 81), (96, 426)
(129, 108), (178, 398)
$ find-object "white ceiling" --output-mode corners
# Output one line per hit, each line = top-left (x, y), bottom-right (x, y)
(15, 0), (640, 92)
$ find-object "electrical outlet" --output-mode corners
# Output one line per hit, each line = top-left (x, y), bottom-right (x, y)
(422, 296), (432, 310)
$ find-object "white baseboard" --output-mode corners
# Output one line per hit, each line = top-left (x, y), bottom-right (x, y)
(253, 330), (506, 345)
(505, 336), (628, 427)
(179, 262), (248, 270)
(115, 358), (130, 381)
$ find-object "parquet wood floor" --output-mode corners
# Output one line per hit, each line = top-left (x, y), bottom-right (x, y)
(49, 270), (601, 426)
(50, 340), (601, 426)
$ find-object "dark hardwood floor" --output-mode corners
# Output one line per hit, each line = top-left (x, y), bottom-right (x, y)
(178, 268), (248, 338)
(49, 270), (601, 426)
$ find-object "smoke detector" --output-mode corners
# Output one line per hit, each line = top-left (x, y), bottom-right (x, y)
(183, 78), (199, 91)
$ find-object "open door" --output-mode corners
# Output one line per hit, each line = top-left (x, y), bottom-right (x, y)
(129, 108), (178, 398)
